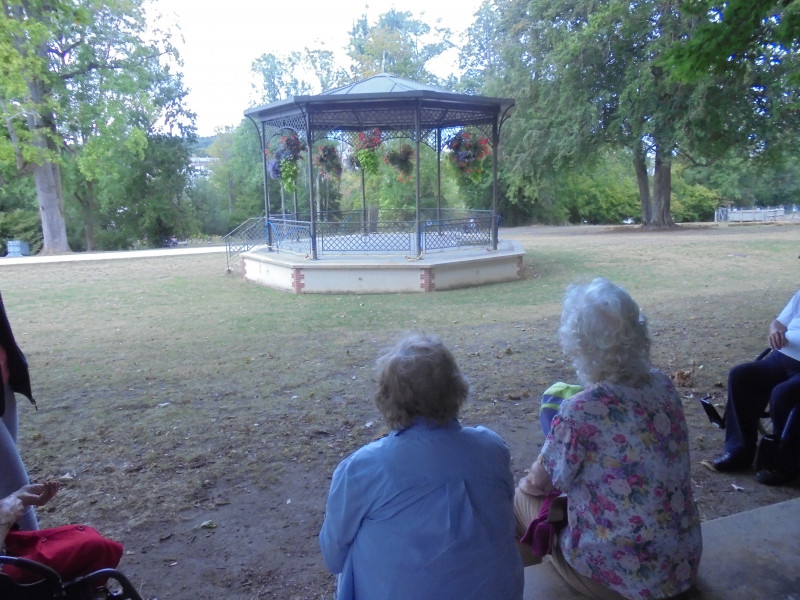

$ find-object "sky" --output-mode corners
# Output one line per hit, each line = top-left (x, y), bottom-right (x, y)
(149, 0), (486, 137)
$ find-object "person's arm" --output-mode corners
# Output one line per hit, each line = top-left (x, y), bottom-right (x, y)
(518, 455), (555, 497)
(319, 459), (366, 574)
(0, 482), (58, 544)
(769, 319), (788, 350)
(0, 494), (25, 543)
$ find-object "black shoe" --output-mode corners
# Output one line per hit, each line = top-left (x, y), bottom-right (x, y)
(755, 467), (797, 486)
(711, 452), (752, 472)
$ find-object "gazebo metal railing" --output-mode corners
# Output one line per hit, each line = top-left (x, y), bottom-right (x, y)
(223, 208), (496, 265)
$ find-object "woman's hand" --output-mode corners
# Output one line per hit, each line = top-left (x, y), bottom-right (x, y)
(0, 482), (59, 543)
(15, 481), (60, 507)
(518, 456), (555, 496)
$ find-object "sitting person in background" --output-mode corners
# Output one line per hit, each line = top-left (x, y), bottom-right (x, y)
(319, 332), (523, 600)
(711, 287), (800, 485)
(539, 381), (582, 436)
(515, 278), (701, 600)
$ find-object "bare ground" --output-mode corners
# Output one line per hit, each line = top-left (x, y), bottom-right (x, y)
(7, 223), (800, 599)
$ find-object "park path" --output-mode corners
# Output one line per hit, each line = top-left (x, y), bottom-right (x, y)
(0, 245), (226, 266)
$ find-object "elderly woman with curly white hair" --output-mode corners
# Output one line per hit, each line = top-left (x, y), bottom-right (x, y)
(320, 332), (524, 600)
(515, 278), (702, 600)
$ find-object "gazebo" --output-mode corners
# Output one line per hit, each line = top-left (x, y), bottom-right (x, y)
(231, 74), (523, 293)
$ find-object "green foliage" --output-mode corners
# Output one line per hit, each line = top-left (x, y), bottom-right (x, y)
(280, 160), (300, 193)
(670, 183), (721, 223)
(682, 153), (800, 208)
(191, 177), (230, 236)
(558, 156), (641, 225)
(460, 0), (800, 227)
(61, 133), (198, 248)
(663, 0), (800, 88)
(203, 124), (265, 231)
(347, 9), (452, 82)
(1, 0), (195, 252)
(0, 209), (42, 255)
(0, 173), (36, 212)
(355, 149), (380, 176)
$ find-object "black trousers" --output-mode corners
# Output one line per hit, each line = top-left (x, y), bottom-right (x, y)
(724, 351), (800, 459)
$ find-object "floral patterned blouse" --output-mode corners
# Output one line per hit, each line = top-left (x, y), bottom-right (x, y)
(540, 370), (702, 599)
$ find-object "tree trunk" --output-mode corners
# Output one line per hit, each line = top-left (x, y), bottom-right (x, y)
(26, 71), (71, 253)
(34, 160), (71, 254)
(74, 187), (97, 251)
(633, 144), (652, 225)
(651, 145), (675, 228)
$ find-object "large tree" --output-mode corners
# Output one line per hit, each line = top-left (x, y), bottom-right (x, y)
(665, 0), (800, 84)
(1, 0), (192, 253)
(347, 9), (453, 82)
(469, 0), (798, 227)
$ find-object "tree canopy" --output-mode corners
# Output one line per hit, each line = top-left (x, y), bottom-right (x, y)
(1, 0), (194, 251)
(460, 0), (800, 227)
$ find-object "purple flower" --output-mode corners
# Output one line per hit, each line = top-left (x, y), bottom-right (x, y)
(268, 159), (282, 180)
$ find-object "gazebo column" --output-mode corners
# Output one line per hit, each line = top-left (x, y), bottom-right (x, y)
(361, 171), (367, 236)
(491, 118), (499, 251)
(305, 118), (317, 259)
(414, 102), (421, 255)
(249, 118), (272, 250)
(436, 129), (442, 222)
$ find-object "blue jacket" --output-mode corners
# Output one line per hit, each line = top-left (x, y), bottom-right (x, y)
(320, 418), (523, 600)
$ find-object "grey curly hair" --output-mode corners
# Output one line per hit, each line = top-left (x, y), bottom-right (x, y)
(559, 277), (651, 387)
(374, 332), (469, 430)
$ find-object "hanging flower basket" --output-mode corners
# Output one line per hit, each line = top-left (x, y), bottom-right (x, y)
(383, 144), (414, 182)
(266, 132), (307, 193)
(446, 131), (491, 184)
(350, 128), (383, 176)
(315, 144), (342, 180)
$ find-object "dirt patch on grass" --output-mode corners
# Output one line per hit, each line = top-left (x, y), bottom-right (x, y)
(6, 223), (800, 599)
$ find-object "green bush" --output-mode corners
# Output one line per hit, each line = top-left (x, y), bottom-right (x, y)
(0, 209), (42, 255)
(671, 181), (721, 223)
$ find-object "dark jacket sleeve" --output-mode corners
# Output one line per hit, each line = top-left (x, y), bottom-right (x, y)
(0, 291), (35, 416)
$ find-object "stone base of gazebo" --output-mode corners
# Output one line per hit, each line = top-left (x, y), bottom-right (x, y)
(241, 240), (524, 294)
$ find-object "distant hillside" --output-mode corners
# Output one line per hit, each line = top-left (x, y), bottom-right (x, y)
(192, 135), (216, 157)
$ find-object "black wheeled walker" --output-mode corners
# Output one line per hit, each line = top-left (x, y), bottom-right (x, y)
(0, 555), (144, 600)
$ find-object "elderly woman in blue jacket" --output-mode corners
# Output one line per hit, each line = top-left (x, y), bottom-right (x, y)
(319, 332), (523, 600)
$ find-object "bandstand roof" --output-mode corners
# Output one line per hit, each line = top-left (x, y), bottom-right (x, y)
(243, 73), (515, 134)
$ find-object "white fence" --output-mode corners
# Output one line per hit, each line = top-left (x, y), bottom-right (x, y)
(715, 206), (797, 223)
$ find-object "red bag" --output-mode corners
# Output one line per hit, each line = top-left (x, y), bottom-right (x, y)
(2, 524), (123, 583)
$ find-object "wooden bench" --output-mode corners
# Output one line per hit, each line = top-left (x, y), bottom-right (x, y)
(523, 497), (800, 599)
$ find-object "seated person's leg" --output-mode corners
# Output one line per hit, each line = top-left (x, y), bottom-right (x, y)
(0, 386), (37, 530)
(513, 488), (544, 567)
(715, 355), (786, 471)
(756, 377), (800, 485)
(769, 372), (800, 438)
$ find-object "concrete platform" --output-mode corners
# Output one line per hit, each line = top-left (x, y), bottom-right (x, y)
(240, 239), (525, 293)
(523, 497), (800, 600)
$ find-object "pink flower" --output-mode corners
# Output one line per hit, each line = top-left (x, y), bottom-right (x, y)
(602, 570), (623, 585)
